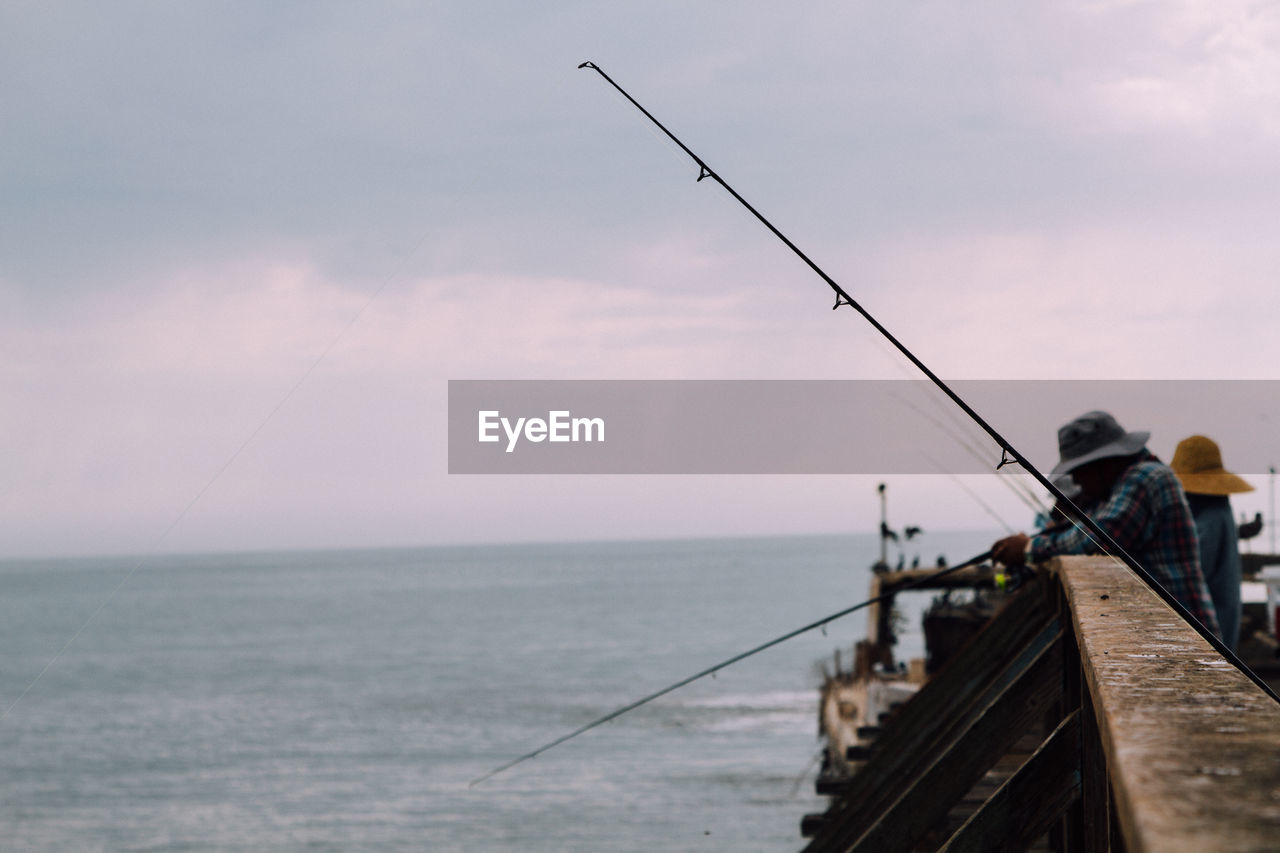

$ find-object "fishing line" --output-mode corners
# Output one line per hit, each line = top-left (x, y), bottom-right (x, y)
(470, 549), (993, 787)
(893, 390), (1047, 519)
(789, 746), (827, 799)
(577, 60), (1279, 703)
(868, 334), (1048, 516)
(1, 216), (445, 724)
(923, 455), (1016, 535)
(866, 341), (1049, 519)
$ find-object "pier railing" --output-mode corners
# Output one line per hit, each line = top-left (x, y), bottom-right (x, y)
(801, 555), (1280, 852)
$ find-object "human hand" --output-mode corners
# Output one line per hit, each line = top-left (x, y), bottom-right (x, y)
(991, 533), (1031, 566)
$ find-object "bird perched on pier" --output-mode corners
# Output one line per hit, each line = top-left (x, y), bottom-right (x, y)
(1238, 512), (1263, 541)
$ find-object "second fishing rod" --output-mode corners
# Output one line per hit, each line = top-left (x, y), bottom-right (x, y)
(577, 60), (1279, 703)
(471, 547), (1000, 785)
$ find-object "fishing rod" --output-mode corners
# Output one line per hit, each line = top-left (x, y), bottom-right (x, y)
(471, 548), (995, 786)
(577, 61), (1280, 703)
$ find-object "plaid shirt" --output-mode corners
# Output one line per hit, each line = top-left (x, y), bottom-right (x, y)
(1030, 454), (1221, 637)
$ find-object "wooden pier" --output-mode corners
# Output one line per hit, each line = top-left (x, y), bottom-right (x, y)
(801, 555), (1280, 852)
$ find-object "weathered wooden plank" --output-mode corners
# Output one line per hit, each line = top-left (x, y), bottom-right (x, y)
(1052, 607), (1085, 853)
(875, 564), (997, 590)
(1078, 687), (1113, 853)
(842, 627), (1064, 853)
(801, 813), (826, 838)
(864, 572), (885, 652)
(852, 583), (1047, 765)
(815, 775), (850, 796)
(1054, 555), (1280, 852)
(801, 586), (1052, 850)
(1241, 552), (1280, 578)
(938, 710), (1081, 853)
(809, 603), (1055, 849)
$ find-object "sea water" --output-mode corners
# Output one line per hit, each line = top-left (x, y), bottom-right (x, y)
(0, 531), (999, 852)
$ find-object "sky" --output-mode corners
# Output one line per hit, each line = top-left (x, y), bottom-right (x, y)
(5, 1), (1280, 557)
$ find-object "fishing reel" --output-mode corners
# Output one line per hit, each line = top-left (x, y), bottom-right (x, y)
(992, 562), (1035, 593)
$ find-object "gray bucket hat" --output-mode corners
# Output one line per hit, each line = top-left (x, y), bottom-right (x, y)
(1052, 474), (1081, 502)
(1049, 411), (1149, 479)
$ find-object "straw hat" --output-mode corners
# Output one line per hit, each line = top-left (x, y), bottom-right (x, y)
(1170, 435), (1254, 496)
(1049, 411), (1150, 479)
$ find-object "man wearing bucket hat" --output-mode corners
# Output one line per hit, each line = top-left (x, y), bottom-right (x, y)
(1171, 435), (1253, 651)
(992, 411), (1221, 637)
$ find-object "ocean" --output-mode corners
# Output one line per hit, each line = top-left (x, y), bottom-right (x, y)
(0, 530), (1000, 852)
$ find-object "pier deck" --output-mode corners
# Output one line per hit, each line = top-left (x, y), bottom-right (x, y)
(802, 555), (1280, 852)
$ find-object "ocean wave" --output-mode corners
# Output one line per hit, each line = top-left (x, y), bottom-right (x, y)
(675, 689), (815, 711)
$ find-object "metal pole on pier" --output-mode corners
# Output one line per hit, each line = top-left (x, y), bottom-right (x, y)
(878, 483), (888, 570)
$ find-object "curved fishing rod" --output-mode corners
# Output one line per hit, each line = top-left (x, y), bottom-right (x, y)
(577, 61), (1280, 703)
(472, 548), (994, 786)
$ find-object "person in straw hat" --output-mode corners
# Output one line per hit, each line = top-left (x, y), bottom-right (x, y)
(1171, 435), (1254, 651)
(993, 411), (1220, 637)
